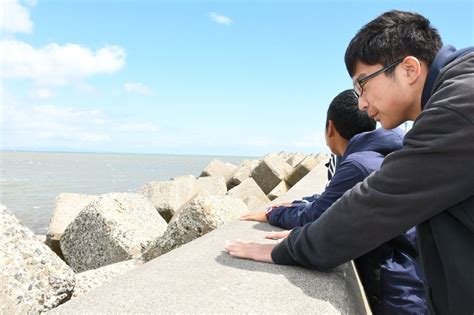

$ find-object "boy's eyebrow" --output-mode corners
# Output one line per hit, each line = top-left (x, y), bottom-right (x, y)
(355, 73), (367, 81)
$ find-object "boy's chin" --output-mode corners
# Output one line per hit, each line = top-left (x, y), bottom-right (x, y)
(380, 119), (403, 130)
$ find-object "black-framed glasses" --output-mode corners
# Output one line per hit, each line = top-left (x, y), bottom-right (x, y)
(353, 58), (404, 98)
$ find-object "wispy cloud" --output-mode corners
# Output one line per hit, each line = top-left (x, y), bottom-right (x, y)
(209, 12), (233, 26)
(32, 88), (55, 99)
(0, 39), (125, 86)
(124, 82), (154, 96)
(0, 0), (34, 34)
(0, 103), (160, 150)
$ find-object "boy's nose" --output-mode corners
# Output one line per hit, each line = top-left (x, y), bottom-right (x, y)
(358, 97), (369, 111)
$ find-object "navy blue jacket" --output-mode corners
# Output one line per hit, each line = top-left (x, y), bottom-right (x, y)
(267, 128), (403, 229)
(267, 128), (427, 314)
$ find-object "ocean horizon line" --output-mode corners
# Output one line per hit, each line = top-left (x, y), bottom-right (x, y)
(0, 149), (260, 159)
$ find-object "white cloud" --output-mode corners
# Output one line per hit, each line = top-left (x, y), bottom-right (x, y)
(0, 39), (125, 86)
(123, 82), (153, 96)
(75, 83), (99, 96)
(32, 88), (54, 99)
(0, 0), (34, 33)
(0, 103), (160, 150)
(209, 12), (233, 26)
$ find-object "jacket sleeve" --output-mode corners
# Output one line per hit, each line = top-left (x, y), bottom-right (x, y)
(267, 161), (367, 230)
(271, 98), (474, 270)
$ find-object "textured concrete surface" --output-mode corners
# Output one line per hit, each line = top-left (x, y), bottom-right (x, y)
(199, 159), (237, 183)
(227, 177), (270, 211)
(72, 259), (142, 299)
(227, 159), (260, 189)
(60, 192), (167, 272)
(0, 205), (75, 314)
(47, 193), (97, 242)
(267, 180), (290, 200)
(195, 175), (227, 195)
(141, 194), (248, 261)
(287, 154), (322, 186)
(51, 164), (371, 314)
(251, 154), (293, 194)
(46, 193), (97, 259)
(140, 175), (197, 222)
(286, 151), (307, 167)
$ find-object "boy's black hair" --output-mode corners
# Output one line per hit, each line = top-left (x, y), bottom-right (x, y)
(326, 89), (376, 141)
(345, 10), (443, 77)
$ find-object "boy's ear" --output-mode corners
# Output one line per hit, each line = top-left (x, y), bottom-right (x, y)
(401, 56), (422, 84)
(327, 120), (335, 137)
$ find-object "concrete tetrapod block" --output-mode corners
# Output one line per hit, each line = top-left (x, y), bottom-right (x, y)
(46, 193), (97, 259)
(251, 155), (293, 195)
(72, 259), (142, 299)
(60, 193), (167, 272)
(199, 159), (238, 183)
(267, 180), (290, 201)
(311, 153), (330, 165)
(287, 154), (323, 187)
(227, 159), (260, 190)
(286, 152), (307, 167)
(0, 205), (75, 314)
(195, 176), (227, 195)
(276, 151), (292, 161)
(227, 177), (270, 211)
(140, 175), (197, 222)
(142, 194), (248, 261)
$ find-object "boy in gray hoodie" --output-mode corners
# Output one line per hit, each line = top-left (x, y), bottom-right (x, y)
(226, 10), (474, 314)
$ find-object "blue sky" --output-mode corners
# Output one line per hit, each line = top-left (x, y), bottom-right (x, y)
(1, 0), (473, 156)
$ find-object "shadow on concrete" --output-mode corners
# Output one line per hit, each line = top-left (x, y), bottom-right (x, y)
(214, 251), (351, 313)
(249, 222), (281, 232)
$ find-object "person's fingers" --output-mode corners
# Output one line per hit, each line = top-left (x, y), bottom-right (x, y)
(265, 230), (290, 239)
(265, 231), (278, 239)
(225, 240), (250, 258)
(240, 213), (256, 220)
(224, 239), (247, 251)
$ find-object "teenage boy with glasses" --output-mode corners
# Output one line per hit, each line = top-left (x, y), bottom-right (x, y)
(226, 10), (474, 314)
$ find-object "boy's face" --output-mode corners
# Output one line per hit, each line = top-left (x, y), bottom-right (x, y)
(352, 60), (420, 129)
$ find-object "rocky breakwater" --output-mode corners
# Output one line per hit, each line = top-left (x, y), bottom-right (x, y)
(0, 151), (327, 313)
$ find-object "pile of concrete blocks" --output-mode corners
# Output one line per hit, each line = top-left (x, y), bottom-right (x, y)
(2, 152), (329, 312)
(0, 205), (76, 314)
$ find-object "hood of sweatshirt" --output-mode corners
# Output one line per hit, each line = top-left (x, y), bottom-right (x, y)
(340, 127), (404, 164)
(421, 45), (474, 108)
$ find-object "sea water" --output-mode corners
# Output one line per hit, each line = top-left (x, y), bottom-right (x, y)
(0, 151), (251, 234)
